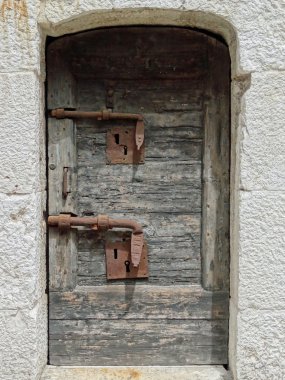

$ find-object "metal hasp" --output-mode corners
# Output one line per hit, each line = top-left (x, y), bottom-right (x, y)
(106, 126), (145, 164)
(48, 214), (144, 267)
(51, 108), (144, 150)
(106, 239), (148, 280)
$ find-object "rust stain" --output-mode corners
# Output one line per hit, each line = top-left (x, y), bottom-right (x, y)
(10, 207), (27, 221)
(14, 0), (28, 20)
(1, 0), (12, 20)
(100, 368), (141, 379)
(1, 0), (28, 27)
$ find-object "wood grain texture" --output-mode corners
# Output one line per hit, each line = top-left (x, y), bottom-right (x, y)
(67, 27), (209, 80)
(49, 229), (77, 291)
(48, 44), (78, 291)
(50, 286), (229, 320)
(201, 38), (230, 291)
(47, 46), (76, 110)
(49, 319), (228, 365)
(76, 79), (203, 285)
(48, 118), (77, 215)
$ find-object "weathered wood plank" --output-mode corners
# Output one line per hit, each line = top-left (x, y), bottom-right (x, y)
(69, 26), (209, 80)
(50, 286), (229, 320)
(77, 79), (204, 112)
(47, 47), (76, 110)
(75, 112), (203, 132)
(114, 86), (204, 113)
(49, 319), (228, 365)
(201, 38), (230, 291)
(77, 266), (201, 286)
(48, 43), (78, 291)
(48, 118), (78, 215)
(78, 185), (201, 214)
(78, 162), (202, 187)
(70, 27), (209, 55)
(49, 230), (78, 291)
(77, 134), (202, 163)
(72, 57), (207, 80)
(76, 275), (201, 286)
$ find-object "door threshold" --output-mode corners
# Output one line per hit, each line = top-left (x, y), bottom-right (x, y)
(41, 365), (232, 380)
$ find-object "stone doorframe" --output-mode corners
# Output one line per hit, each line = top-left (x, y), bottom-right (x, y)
(39, 9), (244, 378)
(3, 2), (284, 380)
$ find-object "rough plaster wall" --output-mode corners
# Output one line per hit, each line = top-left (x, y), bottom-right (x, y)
(1, 1), (285, 380)
(0, 1), (47, 380)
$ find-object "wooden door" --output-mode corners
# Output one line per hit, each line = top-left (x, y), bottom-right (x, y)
(47, 27), (230, 366)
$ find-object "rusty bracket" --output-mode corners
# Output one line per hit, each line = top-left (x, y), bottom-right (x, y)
(48, 213), (144, 267)
(62, 167), (71, 199)
(51, 108), (144, 151)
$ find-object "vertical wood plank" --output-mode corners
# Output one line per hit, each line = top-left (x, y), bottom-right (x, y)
(47, 44), (78, 291)
(201, 38), (230, 291)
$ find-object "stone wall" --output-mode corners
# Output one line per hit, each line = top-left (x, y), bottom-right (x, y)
(0, 1), (47, 379)
(0, 1), (284, 379)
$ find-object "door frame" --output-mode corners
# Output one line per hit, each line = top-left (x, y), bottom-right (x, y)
(40, 7), (248, 379)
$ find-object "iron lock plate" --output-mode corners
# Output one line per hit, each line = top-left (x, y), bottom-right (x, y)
(105, 239), (148, 280)
(106, 126), (145, 164)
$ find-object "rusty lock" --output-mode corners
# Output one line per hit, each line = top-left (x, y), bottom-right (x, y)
(48, 214), (144, 267)
(51, 108), (144, 151)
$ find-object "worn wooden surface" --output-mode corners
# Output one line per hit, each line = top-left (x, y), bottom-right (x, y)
(49, 319), (228, 365)
(47, 27), (230, 365)
(48, 50), (78, 291)
(76, 80), (203, 285)
(69, 27), (208, 80)
(50, 286), (228, 320)
(76, 226), (201, 286)
(201, 39), (230, 290)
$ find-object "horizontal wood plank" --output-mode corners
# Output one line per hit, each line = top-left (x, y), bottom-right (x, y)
(78, 162), (201, 187)
(77, 79), (204, 112)
(49, 318), (228, 365)
(50, 286), (229, 320)
(78, 186), (201, 214)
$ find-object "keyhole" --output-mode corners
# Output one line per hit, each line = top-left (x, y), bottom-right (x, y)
(124, 260), (131, 273)
(114, 134), (120, 144)
(124, 146), (128, 155)
(114, 249), (118, 259)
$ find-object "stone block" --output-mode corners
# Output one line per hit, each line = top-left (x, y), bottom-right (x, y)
(0, 72), (45, 194)
(238, 191), (285, 310)
(41, 365), (230, 380)
(0, 192), (46, 310)
(0, 0), (41, 73)
(236, 309), (285, 380)
(0, 298), (47, 380)
(240, 72), (285, 190)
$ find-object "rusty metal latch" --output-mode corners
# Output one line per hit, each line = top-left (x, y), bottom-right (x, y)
(48, 214), (144, 267)
(62, 167), (71, 199)
(51, 108), (144, 151)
